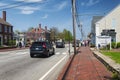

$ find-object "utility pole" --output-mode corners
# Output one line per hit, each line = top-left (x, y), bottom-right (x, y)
(68, 31), (70, 55)
(72, 0), (76, 54)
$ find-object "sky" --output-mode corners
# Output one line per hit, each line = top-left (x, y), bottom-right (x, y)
(0, 0), (120, 40)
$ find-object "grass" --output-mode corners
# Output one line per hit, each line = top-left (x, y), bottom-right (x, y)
(101, 51), (120, 64)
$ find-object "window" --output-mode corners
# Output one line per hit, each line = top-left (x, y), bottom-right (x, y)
(4, 26), (7, 32)
(9, 27), (11, 33)
(112, 19), (116, 29)
(9, 35), (11, 40)
(4, 35), (7, 43)
(0, 24), (2, 32)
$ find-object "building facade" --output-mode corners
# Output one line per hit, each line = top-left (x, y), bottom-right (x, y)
(26, 24), (50, 45)
(0, 11), (13, 46)
(91, 5), (120, 47)
(13, 32), (27, 47)
(91, 16), (103, 45)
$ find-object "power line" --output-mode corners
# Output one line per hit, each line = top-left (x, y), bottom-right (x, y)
(75, 0), (84, 40)
(0, 0), (3, 1)
(0, 0), (47, 11)
(75, 0), (106, 40)
(0, 1), (25, 8)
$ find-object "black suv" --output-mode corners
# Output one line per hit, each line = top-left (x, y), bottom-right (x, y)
(30, 41), (55, 57)
(56, 42), (65, 48)
(72, 42), (79, 47)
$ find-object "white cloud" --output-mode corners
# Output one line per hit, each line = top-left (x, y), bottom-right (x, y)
(81, 0), (100, 6)
(0, 2), (7, 6)
(57, 1), (67, 10)
(15, 0), (43, 3)
(42, 14), (48, 19)
(81, 2), (85, 6)
(17, 6), (40, 14)
(87, 0), (100, 6)
(21, 10), (34, 14)
(58, 1), (67, 10)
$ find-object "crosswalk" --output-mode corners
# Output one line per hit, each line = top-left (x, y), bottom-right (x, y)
(16, 51), (70, 55)
(16, 52), (28, 54)
(0, 47), (74, 56)
(0, 51), (69, 55)
(55, 52), (68, 55)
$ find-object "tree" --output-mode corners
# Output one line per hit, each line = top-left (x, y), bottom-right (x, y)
(50, 27), (73, 42)
(50, 27), (59, 42)
(14, 30), (20, 34)
(57, 32), (64, 39)
(27, 27), (34, 31)
(68, 31), (73, 41)
(63, 29), (73, 41)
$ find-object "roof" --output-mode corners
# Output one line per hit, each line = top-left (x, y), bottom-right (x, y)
(0, 18), (12, 26)
(42, 28), (50, 33)
(29, 27), (50, 33)
(96, 4), (120, 24)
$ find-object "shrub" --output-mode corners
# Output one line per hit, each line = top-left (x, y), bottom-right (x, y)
(106, 42), (117, 50)
(112, 72), (119, 79)
(90, 43), (95, 47)
(8, 40), (16, 46)
(117, 42), (120, 48)
(106, 44), (110, 50)
(111, 42), (116, 49)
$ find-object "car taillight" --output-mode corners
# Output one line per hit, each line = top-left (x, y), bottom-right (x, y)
(43, 44), (46, 48)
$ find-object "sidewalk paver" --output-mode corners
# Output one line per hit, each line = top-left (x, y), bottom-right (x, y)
(65, 46), (112, 80)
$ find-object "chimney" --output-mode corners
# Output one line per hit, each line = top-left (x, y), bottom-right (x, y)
(39, 24), (41, 28)
(45, 26), (47, 30)
(2, 11), (6, 21)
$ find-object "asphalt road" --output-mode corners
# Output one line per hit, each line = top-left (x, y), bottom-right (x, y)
(0, 44), (73, 80)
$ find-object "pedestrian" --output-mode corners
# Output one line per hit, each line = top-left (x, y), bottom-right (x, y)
(19, 42), (22, 48)
(82, 41), (84, 46)
(98, 44), (101, 50)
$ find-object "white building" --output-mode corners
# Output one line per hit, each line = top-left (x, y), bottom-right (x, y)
(91, 16), (103, 45)
(13, 32), (27, 47)
(91, 5), (120, 47)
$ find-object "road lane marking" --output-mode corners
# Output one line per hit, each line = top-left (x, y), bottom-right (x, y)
(38, 55), (67, 80)
(55, 52), (60, 54)
(16, 52), (27, 54)
(62, 52), (67, 54)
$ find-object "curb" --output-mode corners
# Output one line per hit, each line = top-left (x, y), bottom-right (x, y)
(91, 49), (120, 78)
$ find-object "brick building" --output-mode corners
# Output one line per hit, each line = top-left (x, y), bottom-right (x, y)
(26, 24), (50, 44)
(0, 11), (13, 46)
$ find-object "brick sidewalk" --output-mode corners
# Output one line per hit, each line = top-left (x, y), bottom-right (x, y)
(63, 46), (112, 80)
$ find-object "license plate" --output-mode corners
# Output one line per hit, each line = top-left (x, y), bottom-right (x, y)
(36, 48), (39, 50)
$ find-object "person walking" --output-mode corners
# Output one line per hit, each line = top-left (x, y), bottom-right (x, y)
(19, 42), (22, 48)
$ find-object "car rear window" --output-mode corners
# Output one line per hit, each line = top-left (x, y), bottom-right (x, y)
(56, 42), (61, 44)
(32, 42), (46, 46)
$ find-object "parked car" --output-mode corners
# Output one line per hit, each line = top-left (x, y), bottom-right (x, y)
(30, 41), (55, 57)
(72, 42), (79, 47)
(56, 42), (65, 48)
